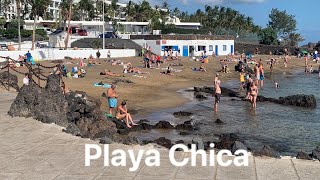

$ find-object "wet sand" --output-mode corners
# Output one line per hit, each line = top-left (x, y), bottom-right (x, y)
(5, 54), (309, 116)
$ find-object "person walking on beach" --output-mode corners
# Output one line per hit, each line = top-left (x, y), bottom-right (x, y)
(116, 101), (138, 128)
(284, 53), (291, 68)
(254, 64), (260, 82)
(259, 62), (265, 88)
(96, 50), (101, 60)
(214, 77), (221, 112)
(250, 82), (258, 110)
(107, 84), (118, 117)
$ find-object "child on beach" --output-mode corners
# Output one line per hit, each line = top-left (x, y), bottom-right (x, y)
(239, 72), (245, 90)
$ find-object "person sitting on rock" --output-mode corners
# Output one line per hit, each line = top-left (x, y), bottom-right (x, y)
(116, 101), (138, 128)
(61, 82), (70, 95)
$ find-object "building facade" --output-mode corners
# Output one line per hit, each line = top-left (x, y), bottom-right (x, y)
(131, 35), (235, 56)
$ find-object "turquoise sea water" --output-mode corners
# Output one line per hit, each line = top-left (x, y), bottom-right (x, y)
(136, 70), (320, 156)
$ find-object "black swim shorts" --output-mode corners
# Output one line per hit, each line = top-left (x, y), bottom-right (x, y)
(215, 93), (221, 103)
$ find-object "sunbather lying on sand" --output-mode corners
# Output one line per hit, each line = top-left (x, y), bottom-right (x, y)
(127, 67), (149, 74)
(160, 66), (174, 75)
(100, 70), (122, 77)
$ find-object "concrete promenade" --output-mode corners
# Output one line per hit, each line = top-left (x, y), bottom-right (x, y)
(0, 91), (319, 180)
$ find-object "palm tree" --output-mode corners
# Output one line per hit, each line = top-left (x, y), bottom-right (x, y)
(77, 0), (94, 21)
(59, 0), (70, 31)
(26, 0), (50, 50)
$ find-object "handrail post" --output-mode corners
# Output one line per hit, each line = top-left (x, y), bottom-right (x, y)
(7, 58), (10, 91)
(38, 64), (40, 86)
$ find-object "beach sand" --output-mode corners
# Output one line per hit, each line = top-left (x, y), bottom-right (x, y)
(3, 54), (309, 117)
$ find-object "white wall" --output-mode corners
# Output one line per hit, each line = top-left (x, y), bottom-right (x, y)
(0, 49), (136, 62)
(140, 39), (234, 57)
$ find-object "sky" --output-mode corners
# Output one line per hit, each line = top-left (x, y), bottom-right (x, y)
(124, 0), (319, 45)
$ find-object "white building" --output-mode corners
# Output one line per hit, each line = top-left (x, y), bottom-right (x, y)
(132, 35), (235, 57)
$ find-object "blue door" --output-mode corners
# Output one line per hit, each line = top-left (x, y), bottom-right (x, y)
(183, 46), (188, 57)
(215, 45), (219, 56)
(231, 45), (234, 54)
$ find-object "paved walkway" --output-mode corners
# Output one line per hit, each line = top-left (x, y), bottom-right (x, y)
(0, 92), (319, 180)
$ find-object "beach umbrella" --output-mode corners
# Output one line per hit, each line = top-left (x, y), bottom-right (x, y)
(79, 59), (84, 68)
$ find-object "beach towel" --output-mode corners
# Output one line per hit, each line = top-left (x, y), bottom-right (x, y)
(94, 83), (111, 88)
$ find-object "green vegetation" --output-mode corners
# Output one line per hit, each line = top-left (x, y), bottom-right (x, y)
(259, 8), (304, 46)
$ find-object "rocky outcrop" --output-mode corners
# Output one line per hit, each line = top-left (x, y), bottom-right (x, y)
(296, 151), (313, 160)
(256, 145), (280, 158)
(9, 75), (68, 126)
(216, 133), (240, 150)
(0, 72), (20, 91)
(231, 141), (248, 154)
(257, 94), (317, 109)
(8, 74), (118, 141)
(173, 111), (194, 117)
(194, 86), (317, 108)
(311, 147), (320, 161)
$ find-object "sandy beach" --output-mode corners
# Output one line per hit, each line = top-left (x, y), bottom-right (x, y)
(4, 54), (309, 117)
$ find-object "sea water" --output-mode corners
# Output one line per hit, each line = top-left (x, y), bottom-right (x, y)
(136, 70), (320, 156)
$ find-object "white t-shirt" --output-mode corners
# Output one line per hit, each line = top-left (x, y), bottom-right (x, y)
(23, 77), (29, 85)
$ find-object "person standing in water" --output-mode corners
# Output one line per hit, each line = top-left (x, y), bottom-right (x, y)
(214, 78), (221, 112)
(239, 72), (245, 90)
(259, 62), (265, 88)
(250, 82), (259, 110)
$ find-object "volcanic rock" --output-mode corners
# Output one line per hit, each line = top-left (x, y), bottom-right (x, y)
(216, 133), (240, 150)
(311, 146), (320, 160)
(153, 137), (174, 149)
(296, 151), (313, 160)
(173, 111), (194, 117)
(175, 120), (195, 130)
(99, 136), (113, 144)
(192, 137), (204, 150)
(153, 121), (174, 129)
(194, 92), (207, 100)
(9, 74), (68, 126)
(0, 72), (19, 91)
(257, 145), (280, 158)
(215, 119), (224, 124)
(9, 74), (118, 141)
(123, 136), (142, 145)
(231, 141), (248, 154)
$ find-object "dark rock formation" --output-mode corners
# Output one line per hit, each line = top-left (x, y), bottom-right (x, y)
(194, 92), (207, 100)
(311, 146), (320, 161)
(153, 121), (174, 129)
(173, 111), (194, 117)
(100, 136), (113, 144)
(175, 120), (196, 130)
(257, 95), (317, 108)
(296, 151), (313, 160)
(194, 86), (317, 108)
(215, 119), (224, 124)
(9, 74), (118, 141)
(256, 145), (280, 158)
(179, 131), (191, 136)
(152, 137), (174, 149)
(0, 72), (19, 91)
(231, 141), (248, 154)
(123, 136), (142, 145)
(9, 75), (68, 126)
(192, 137), (204, 150)
(216, 133), (240, 150)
